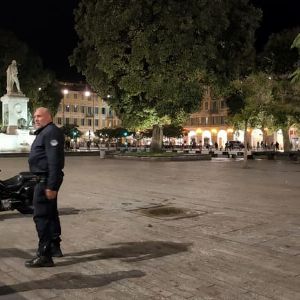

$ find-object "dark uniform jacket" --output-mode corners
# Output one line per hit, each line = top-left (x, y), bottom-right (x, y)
(28, 122), (65, 191)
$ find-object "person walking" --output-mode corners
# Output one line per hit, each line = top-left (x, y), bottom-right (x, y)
(25, 107), (65, 268)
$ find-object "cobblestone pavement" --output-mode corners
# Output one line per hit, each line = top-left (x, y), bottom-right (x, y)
(0, 157), (299, 300)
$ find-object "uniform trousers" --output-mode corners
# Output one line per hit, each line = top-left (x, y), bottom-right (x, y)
(33, 180), (62, 257)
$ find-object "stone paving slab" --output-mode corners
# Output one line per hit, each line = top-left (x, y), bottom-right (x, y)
(0, 157), (300, 299)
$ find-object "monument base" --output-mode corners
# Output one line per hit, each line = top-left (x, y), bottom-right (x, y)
(6, 125), (18, 135)
(1, 94), (29, 132)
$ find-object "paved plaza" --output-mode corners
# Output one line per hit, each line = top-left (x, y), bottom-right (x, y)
(0, 156), (299, 300)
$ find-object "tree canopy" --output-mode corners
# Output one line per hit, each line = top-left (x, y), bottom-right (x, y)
(71, 0), (261, 132)
(291, 33), (300, 83)
(258, 27), (300, 77)
(226, 72), (273, 166)
(257, 28), (300, 151)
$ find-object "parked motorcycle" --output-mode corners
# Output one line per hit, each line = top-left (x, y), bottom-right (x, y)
(0, 170), (37, 214)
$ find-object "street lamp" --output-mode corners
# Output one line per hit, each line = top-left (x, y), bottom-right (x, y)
(84, 90), (91, 97)
(84, 90), (94, 133)
(62, 89), (69, 126)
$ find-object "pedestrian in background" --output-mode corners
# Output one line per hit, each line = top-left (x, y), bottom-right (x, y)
(26, 107), (65, 268)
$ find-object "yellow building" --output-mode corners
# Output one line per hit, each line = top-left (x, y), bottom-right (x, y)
(54, 82), (298, 150)
(184, 87), (232, 148)
(184, 87), (299, 150)
(54, 82), (121, 140)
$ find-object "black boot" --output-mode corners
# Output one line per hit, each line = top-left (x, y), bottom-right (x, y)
(36, 240), (63, 257)
(25, 256), (54, 268)
(51, 242), (63, 257)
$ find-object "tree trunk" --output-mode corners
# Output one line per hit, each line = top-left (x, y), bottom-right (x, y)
(243, 120), (249, 168)
(282, 127), (291, 152)
(150, 124), (163, 152)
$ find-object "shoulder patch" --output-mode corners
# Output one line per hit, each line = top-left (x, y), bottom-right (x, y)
(50, 139), (58, 146)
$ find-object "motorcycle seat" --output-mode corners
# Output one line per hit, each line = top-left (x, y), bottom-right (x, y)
(1, 175), (25, 191)
(0, 173), (36, 191)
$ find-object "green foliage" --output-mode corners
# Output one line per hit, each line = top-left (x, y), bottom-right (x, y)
(95, 128), (116, 139)
(71, 0), (261, 129)
(271, 79), (300, 127)
(258, 28), (300, 76)
(291, 33), (300, 83)
(226, 72), (273, 129)
(162, 124), (184, 138)
(61, 124), (82, 139)
(95, 127), (134, 139)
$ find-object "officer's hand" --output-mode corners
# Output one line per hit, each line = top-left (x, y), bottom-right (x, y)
(45, 189), (57, 200)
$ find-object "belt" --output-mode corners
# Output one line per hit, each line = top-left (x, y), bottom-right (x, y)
(36, 175), (47, 183)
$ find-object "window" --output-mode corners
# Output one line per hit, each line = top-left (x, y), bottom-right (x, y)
(94, 107), (99, 114)
(74, 118), (78, 125)
(88, 119), (92, 126)
(102, 107), (106, 115)
(81, 119), (85, 126)
(95, 119), (99, 126)
(57, 117), (62, 125)
(220, 116), (225, 124)
(65, 105), (70, 112)
(66, 118), (70, 125)
(87, 107), (92, 114)
(74, 93), (78, 99)
(74, 105), (78, 112)
(204, 102), (208, 110)
(220, 100), (226, 109)
(191, 117), (199, 126)
(212, 101), (218, 112)
(81, 106), (85, 113)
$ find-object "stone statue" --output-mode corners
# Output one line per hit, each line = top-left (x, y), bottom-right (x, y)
(6, 60), (22, 94)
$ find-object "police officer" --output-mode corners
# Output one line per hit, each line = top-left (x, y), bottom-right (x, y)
(25, 107), (65, 268)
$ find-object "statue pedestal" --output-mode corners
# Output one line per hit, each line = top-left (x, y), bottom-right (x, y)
(1, 94), (29, 135)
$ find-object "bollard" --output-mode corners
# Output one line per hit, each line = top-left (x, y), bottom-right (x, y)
(99, 149), (105, 159)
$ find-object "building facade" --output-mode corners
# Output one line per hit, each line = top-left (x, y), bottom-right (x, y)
(54, 82), (299, 150)
(183, 87), (299, 150)
(54, 82), (121, 140)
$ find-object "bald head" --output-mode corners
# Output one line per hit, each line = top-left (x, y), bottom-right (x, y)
(33, 107), (53, 129)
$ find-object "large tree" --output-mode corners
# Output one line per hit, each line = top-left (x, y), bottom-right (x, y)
(257, 28), (300, 150)
(70, 0), (261, 151)
(291, 33), (300, 83)
(226, 72), (273, 167)
(0, 29), (61, 124)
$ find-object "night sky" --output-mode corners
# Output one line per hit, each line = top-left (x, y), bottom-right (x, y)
(0, 0), (299, 82)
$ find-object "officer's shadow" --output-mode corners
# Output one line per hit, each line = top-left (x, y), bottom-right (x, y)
(0, 241), (191, 296)
(56, 240), (191, 267)
(0, 270), (145, 296)
(0, 240), (191, 266)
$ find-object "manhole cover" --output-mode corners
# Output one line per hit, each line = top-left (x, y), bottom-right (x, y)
(133, 205), (204, 220)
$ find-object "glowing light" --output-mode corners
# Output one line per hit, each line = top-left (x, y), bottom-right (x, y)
(188, 130), (196, 137)
(84, 91), (91, 97)
(63, 89), (69, 95)
(196, 128), (202, 134)
(227, 128), (233, 133)
(211, 128), (217, 134)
